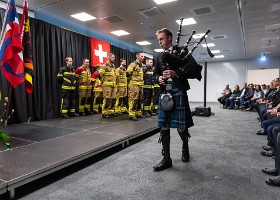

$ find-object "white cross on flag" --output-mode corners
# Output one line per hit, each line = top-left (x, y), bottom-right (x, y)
(90, 37), (110, 67)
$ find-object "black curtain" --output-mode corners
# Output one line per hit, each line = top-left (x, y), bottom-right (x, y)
(0, 11), (90, 123)
(111, 45), (135, 67)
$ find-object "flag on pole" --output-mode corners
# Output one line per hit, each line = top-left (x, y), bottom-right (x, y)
(0, 0), (24, 88)
(20, 0), (34, 94)
(90, 37), (110, 67)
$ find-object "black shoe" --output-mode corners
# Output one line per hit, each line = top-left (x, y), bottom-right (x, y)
(150, 112), (157, 116)
(61, 114), (69, 118)
(262, 168), (278, 176)
(102, 115), (110, 118)
(129, 117), (138, 121)
(86, 111), (94, 115)
(80, 112), (86, 116)
(153, 157), (172, 171)
(144, 113), (151, 117)
(256, 130), (267, 135)
(260, 150), (274, 157)
(181, 148), (190, 162)
(265, 176), (280, 187)
(109, 113), (119, 117)
(70, 113), (79, 117)
(136, 115), (146, 118)
(262, 146), (273, 151)
(272, 156), (275, 159)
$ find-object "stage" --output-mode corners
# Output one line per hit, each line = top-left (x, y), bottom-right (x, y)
(0, 114), (159, 199)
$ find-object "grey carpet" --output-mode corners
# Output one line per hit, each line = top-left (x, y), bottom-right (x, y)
(18, 103), (280, 200)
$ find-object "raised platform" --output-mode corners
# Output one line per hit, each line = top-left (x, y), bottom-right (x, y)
(0, 114), (159, 199)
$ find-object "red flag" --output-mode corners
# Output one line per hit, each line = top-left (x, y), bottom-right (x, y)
(0, 0), (24, 88)
(90, 37), (110, 67)
(20, 0), (34, 94)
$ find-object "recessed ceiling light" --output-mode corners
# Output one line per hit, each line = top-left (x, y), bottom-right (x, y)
(154, 0), (177, 5)
(202, 43), (215, 47)
(193, 33), (208, 39)
(71, 12), (96, 21)
(154, 49), (164, 52)
(215, 55), (224, 58)
(136, 41), (151, 45)
(111, 30), (130, 36)
(211, 50), (220, 54)
(176, 18), (196, 26)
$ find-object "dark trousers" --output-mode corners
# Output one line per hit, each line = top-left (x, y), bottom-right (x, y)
(60, 89), (76, 115)
(272, 126), (280, 174)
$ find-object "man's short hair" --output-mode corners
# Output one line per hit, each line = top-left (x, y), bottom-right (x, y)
(108, 53), (114, 58)
(65, 57), (72, 62)
(156, 28), (172, 38)
(83, 58), (89, 63)
(120, 58), (125, 63)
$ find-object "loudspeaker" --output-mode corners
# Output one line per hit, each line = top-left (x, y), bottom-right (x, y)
(195, 106), (211, 117)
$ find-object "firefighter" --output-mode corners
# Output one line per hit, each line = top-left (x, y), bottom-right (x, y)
(99, 53), (117, 118)
(143, 58), (156, 117)
(152, 66), (160, 115)
(75, 58), (93, 116)
(57, 57), (79, 118)
(91, 64), (103, 114)
(115, 58), (128, 114)
(126, 52), (145, 121)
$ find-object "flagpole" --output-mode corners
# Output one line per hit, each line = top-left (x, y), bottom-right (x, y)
(1, 0), (12, 123)
(0, 0), (11, 48)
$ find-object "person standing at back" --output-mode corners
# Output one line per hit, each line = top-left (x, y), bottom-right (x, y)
(143, 58), (156, 117)
(99, 53), (117, 118)
(57, 57), (79, 118)
(75, 58), (93, 116)
(126, 52), (145, 121)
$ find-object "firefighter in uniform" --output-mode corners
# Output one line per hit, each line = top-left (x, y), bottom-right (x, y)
(143, 58), (157, 117)
(57, 57), (79, 118)
(115, 58), (128, 114)
(92, 64), (103, 114)
(99, 53), (117, 118)
(152, 65), (160, 115)
(75, 58), (93, 116)
(126, 52), (145, 121)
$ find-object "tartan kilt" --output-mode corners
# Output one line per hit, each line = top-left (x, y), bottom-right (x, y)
(158, 89), (194, 129)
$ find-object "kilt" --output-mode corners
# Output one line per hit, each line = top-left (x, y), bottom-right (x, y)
(158, 88), (194, 129)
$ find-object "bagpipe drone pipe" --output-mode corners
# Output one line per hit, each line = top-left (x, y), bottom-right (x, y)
(161, 18), (213, 81)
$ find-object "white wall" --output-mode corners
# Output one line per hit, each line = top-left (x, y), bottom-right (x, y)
(188, 57), (280, 102)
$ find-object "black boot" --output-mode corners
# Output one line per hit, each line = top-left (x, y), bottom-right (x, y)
(178, 129), (190, 162)
(153, 130), (172, 171)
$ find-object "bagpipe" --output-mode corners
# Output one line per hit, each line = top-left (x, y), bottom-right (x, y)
(161, 18), (213, 81)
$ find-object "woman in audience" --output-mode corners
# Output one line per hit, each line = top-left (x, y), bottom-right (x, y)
(246, 84), (264, 111)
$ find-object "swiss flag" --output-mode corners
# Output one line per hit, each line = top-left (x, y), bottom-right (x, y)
(90, 37), (110, 67)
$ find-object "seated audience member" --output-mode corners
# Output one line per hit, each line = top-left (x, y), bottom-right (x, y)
(217, 84), (232, 107)
(239, 83), (255, 110)
(257, 106), (280, 137)
(246, 84), (264, 111)
(256, 81), (280, 130)
(261, 84), (268, 96)
(262, 126), (280, 186)
(233, 83), (248, 109)
(224, 85), (241, 109)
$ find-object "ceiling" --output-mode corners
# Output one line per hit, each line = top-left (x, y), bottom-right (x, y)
(3, 0), (280, 62)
